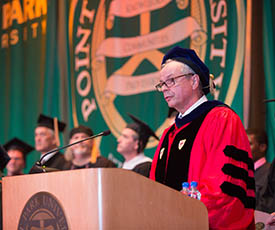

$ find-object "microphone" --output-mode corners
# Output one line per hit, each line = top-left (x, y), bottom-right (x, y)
(263, 98), (275, 119)
(36, 130), (111, 167)
(263, 99), (275, 103)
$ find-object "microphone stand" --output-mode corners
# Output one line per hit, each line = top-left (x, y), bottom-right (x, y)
(31, 130), (111, 173)
(263, 98), (275, 118)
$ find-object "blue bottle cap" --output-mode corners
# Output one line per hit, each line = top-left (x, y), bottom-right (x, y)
(190, 181), (198, 187)
(182, 182), (189, 188)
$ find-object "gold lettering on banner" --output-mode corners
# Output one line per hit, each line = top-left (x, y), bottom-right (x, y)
(1, 0), (47, 48)
(92, 0), (207, 149)
(10, 29), (19, 45)
(93, 0), (164, 141)
(1, 34), (8, 48)
(72, 0), (97, 123)
(24, 0), (35, 20)
(9, 0), (24, 27)
(209, 0), (228, 100)
(35, 0), (47, 18)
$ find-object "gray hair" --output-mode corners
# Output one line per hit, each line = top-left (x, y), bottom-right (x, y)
(161, 59), (195, 73)
(161, 59), (204, 95)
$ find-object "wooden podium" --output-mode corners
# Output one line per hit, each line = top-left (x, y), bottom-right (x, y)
(2, 168), (208, 229)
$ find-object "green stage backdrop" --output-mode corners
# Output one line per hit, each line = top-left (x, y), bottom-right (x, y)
(264, 0), (275, 162)
(0, 0), (250, 172)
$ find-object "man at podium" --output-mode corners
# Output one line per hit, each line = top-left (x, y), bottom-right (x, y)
(150, 46), (255, 229)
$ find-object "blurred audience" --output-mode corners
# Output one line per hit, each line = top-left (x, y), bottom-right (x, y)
(246, 128), (270, 207)
(4, 138), (34, 176)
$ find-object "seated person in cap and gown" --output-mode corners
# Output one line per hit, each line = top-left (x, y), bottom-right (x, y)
(66, 125), (116, 169)
(150, 46), (255, 229)
(246, 128), (270, 208)
(256, 100), (275, 217)
(117, 114), (159, 177)
(4, 138), (34, 176)
(257, 156), (275, 214)
(29, 114), (68, 173)
(0, 145), (11, 229)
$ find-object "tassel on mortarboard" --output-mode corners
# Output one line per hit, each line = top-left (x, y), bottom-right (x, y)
(90, 143), (100, 164)
(209, 74), (216, 95)
(53, 117), (61, 147)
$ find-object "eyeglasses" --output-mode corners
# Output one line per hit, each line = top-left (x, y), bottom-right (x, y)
(155, 73), (194, 92)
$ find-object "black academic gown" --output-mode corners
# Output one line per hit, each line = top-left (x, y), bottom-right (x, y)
(42, 152), (68, 169)
(132, 162), (152, 177)
(257, 159), (275, 213)
(69, 156), (116, 169)
(29, 152), (69, 173)
(255, 161), (270, 208)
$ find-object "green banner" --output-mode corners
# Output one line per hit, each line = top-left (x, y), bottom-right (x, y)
(0, 0), (48, 171)
(263, 0), (275, 162)
(0, 0), (248, 172)
(68, 0), (247, 165)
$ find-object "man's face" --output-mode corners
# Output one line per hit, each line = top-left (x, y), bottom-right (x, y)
(160, 61), (195, 111)
(6, 149), (25, 175)
(247, 134), (264, 162)
(69, 132), (93, 157)
(117, 128), (139, 156)
(35, 127), (57, 153)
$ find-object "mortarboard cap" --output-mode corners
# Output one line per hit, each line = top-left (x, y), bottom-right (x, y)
(0, 145), (10, 171)
(37, 114), (66, 147)
(162, 46), (211, 95)
(69, 125), (94, 138)
(127, 113), (159, 152)
(37, 114), (66, 132)
(4, 138), (34, 160)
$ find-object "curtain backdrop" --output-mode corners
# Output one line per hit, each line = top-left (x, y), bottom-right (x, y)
(263, 0), (275, 162)
(0, 0), (249, 172)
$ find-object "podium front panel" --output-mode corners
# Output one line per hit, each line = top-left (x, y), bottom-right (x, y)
(3, 168), (208, 229)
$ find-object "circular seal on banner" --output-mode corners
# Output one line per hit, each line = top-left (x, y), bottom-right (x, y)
(18, 192), (69, 230)
(69, 0), (245, 155)
(90, 0), (208, 147)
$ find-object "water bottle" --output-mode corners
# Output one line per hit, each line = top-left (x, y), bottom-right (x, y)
(180, 182), (189, 195)
(189, 181), (201, 200)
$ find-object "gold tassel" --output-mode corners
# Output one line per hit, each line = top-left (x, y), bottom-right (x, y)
(90, 142), (99, 164)
(209, 74), (216, 95)
(53, 117), (60, 147)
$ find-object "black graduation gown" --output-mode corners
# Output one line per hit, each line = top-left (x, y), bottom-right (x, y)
(69, 156), (116, 169)
(132, 161), (151, 177)
(29, 152), (69, 173)
(255, 161), (271, 208)
(257, 159), (275, 213)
